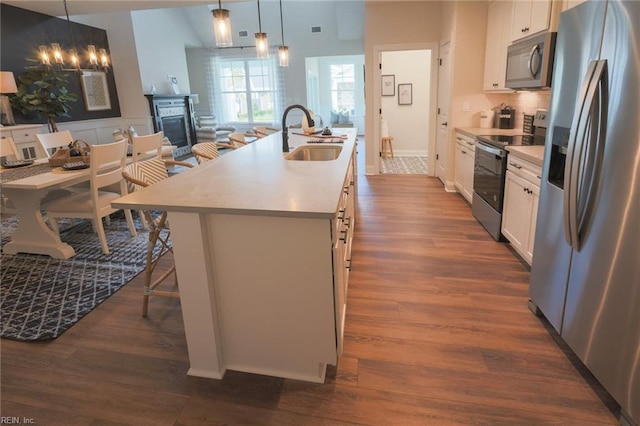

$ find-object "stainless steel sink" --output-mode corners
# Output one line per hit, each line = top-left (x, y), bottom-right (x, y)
(285, 145), (342, 161)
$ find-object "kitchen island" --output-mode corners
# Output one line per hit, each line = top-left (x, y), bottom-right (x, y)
(112, 129), (357, 383)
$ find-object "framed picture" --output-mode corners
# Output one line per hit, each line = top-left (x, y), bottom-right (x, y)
(398, 83), (412, 105)
(80, 71), (111, 111)
(381, 75), (395, 96)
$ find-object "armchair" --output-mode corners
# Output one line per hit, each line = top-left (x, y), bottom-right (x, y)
(195, 115), (236, 145)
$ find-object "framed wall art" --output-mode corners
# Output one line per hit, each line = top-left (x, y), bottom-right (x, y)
(398, 83), (412, 105)
(80, 71), (111, 111)
(381, 75), (395, 96)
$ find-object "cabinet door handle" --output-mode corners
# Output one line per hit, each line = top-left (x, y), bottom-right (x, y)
(509, 161), (522, 169)
(461, 150), (467, 155)
(339, 230), (348, 243)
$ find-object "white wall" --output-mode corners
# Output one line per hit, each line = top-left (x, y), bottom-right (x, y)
(380, 50), (431, 156)
(131, 8), (202, 97)
(71, 12), (148, 120)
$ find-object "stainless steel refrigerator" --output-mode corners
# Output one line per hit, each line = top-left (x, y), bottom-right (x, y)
(529, 1), (639, 424)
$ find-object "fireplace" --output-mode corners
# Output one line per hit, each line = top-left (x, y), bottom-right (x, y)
(145, 95), (197, 158)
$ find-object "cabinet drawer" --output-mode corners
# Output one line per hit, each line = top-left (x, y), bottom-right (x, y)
(507, 156), (541, 186)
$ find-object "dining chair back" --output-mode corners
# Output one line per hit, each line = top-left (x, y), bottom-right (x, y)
(253, 126), (279, 138)
(45, 139), (137, 255)
(191, 142), (220, 164)
(36, 130), (74, 157)
(0, 136), (20, 161)
(122, 157), (194, 316)
(0, 137), (21, 213)
(131, 131), (164, 163)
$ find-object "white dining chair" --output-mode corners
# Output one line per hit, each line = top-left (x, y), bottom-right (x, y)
(0, 137), (21, 213)
(0, 136), (21, 161)
(45, 139), (137, 255)
(131, 131), (164, 163)
(35, 130), (74, 157)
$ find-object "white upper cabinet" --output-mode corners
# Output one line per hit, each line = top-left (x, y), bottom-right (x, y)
(484, 1), (514, 92)
(562, 0), (587, 11)
(511, 0), (554, 42)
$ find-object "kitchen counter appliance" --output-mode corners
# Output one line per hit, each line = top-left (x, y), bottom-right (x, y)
(529, 2), (639, 424)
(472, 110), (547, 241)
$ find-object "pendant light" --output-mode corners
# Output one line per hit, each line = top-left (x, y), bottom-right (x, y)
(278, 0), (289, 67)
(38, 0), (110, 72)
(255, 0), (269, 59)
(212, 0), (232, 47)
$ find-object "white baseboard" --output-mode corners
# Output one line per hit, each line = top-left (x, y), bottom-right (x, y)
(391, 150), (428, 157)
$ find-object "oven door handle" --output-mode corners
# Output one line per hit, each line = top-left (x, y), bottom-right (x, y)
(475, 142), (505, 158)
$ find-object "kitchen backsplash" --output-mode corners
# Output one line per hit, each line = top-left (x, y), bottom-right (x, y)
(486, 91), (551, 131)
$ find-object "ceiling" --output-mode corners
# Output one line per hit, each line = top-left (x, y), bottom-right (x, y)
(1, 1), (221, 16)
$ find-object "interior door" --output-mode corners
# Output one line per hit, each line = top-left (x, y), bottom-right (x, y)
(435, 42), (451, 184)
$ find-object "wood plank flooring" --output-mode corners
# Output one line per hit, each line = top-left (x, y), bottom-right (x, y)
(1, 149), (619, 425)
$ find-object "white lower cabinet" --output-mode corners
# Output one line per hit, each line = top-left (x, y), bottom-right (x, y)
(454, 132), (476, 203)
(502, 155), (541, 264)
(333, 151), (355, 356)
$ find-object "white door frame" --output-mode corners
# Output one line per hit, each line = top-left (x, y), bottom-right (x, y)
(371, 42), (439, 175)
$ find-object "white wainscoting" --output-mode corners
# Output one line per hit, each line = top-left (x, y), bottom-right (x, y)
(56, 117), (154, 145)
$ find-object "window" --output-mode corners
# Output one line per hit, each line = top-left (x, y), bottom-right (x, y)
(330, 64), (355, 114)
(216, 58), (278, 123)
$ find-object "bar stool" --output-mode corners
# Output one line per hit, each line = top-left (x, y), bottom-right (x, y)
(381, 136), (394, 158)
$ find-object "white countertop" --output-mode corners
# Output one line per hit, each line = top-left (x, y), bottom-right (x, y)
(506, 145), (544, 166)
(112, 129), (357, 219)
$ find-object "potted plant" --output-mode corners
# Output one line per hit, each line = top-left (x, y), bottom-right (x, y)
(10, 62), (78, 133)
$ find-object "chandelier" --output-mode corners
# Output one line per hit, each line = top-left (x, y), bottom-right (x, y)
(38, 0), (110, 72)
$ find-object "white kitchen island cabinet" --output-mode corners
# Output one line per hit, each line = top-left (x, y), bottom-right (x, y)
(112, 129), (357, 383)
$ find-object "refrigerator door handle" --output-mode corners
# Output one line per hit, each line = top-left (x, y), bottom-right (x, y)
(576, 61), (609, 247)
(564, 61), (598, 247)
(565, 60), (608, 250)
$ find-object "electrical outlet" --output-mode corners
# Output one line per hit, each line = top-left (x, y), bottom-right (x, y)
(462, 101), (470, 112)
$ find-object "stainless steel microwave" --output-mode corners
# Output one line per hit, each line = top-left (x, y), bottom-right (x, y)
(505, 32), (557, 90)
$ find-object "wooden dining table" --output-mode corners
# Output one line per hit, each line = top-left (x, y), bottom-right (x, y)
(1, 159), (99, 259)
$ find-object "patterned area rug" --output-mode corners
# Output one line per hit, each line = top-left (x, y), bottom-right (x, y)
(0, 212), (166, 341)
(381, 156), (428, 174)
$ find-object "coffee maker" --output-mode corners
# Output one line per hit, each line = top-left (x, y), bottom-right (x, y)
(496, 105), (516, 129)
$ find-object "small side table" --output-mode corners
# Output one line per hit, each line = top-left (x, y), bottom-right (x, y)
(381, 136), (394, 158)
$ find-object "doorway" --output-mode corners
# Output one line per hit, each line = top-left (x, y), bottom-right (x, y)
(373, 43), (438, 175)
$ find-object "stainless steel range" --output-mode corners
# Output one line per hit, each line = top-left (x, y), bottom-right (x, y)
(472, 110), (548, 241)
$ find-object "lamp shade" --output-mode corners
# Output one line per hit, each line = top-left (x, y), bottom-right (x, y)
(255, 33), (269, 59)
(213, 8), (233, 47)
(0, 72), (18, 94)
(278, 46), (289, 67)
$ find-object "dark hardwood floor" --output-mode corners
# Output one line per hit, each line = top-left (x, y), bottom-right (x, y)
(1, 148), (619, 425)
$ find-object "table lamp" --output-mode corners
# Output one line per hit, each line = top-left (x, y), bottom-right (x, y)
(0, 71), (18, 126)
